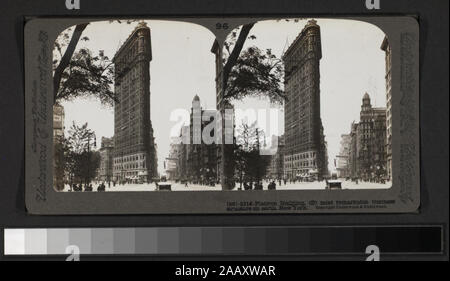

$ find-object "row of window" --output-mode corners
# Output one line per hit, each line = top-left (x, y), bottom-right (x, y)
(113, 171), (142, 177)
(116, 39), (141, 70)
(285, 160), (316, 169)
(113, 161), (146, 170)
(114, 154), (146, 164)
(285, 151), (316, 162)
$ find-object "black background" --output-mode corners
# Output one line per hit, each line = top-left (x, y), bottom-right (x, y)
(0, 0), (448, 261)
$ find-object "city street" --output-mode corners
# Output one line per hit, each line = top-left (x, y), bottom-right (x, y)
(63, 180), (391, 192)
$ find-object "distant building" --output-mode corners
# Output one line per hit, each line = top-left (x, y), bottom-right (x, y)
(337, 134), (351, 178)
(53, 103), (65, 140)
(267, 135), (285, 179)
(282, 19), (327, 180)
(320, 125), (330, 178)
(349, 122), (359, 179)
(357, 93), (372, 180)
(368, 107), (387, 180)
(176, 126), (190, 180)
(381, 36), (392, 181)
(98, 137), (114, 183)
(347, 93), (387, 181)
(53, 103), (65, 191)
(174, 96), (219, 183)
(185, 95), (218, 183)
(166, 142), (180, 180)
(357, 93), (387, 180)
(112, 22), (157, 183)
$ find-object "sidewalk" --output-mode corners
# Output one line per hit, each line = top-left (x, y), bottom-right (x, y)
(62, 180), (390, 192)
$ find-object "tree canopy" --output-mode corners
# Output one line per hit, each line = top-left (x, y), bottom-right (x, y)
(52, 20), (138, 105)
(56, 122), (100, 187)
(234, 121), (271, 184)
(221, 24), (287, 105)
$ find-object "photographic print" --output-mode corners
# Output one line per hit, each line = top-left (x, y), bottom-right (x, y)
(52, 20), (217, 192)
(5, 0), (446, 262)
(24, 16), (419, 214)
(52, 19), (392, 192)
(219, 19), (392, 191)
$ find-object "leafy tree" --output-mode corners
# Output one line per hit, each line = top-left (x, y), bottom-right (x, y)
(53, 24), (88, 103)
(222, 24), (287, 104)
(236, 121), (258, 152)
(224, 46), (284, 103)
(52, 20), (138, 105)
(234, 121), (256, 188)
(55, 48), (116, 106)
(67, 122), (95, 153)
(54, 136), (69, 191)
(235, 121), (271, 186)
(63, 122), (99, 185)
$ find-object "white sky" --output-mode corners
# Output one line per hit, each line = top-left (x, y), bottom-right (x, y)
(58, 18), (386, 174)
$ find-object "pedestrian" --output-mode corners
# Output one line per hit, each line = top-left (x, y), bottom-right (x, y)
(268, 181), (275, 190)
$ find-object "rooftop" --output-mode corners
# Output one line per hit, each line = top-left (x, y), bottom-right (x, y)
(112, 21), (150, 62)
(282, 19), (320, 60)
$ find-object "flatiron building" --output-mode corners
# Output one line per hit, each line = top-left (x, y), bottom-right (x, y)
(112, 22), (157, 182)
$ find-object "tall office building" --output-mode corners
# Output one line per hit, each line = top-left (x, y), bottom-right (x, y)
(282, 19), (327, 180)
(337, 134), (351, 178)
(98, 137), (114, 183)
(186, 95), (218, 182)
(165, 142), (180, 180)
(349, 122), (359, 179)
(267, 135), (285, 179)
(112, 22), (157, 182)
(176, 125), (190, 180)
(357, 93), (387, 181)
(381, 36), (392, 181)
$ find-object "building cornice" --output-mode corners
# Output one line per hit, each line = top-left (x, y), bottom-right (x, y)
(113, 22), (150, 62)
(282, 19), (320, 61)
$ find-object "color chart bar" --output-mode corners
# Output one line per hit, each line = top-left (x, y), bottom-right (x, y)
(4, 226), (443, 256)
